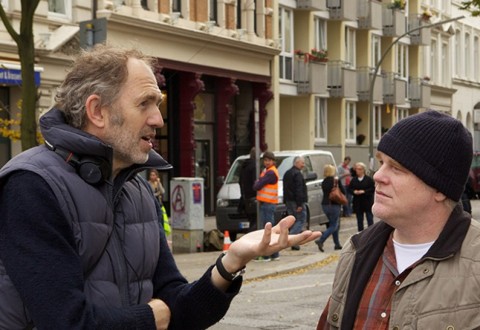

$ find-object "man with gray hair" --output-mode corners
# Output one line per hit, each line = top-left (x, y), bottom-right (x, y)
(0, 45), (320, 330)
(283, 156), (308, 250)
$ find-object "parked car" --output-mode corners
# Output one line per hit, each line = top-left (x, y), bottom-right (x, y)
(470, 152), (480, 198)
(216, 150), (337, 238)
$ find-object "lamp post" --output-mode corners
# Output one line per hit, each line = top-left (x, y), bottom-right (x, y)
(368, 15), (464, 173)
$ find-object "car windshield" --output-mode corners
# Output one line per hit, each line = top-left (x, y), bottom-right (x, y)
(224, 156), (295, 184)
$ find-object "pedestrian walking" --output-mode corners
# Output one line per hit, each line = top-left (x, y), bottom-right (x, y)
(337, 156), (353, 217)
(349, 162), (375, 231)
(283, 156), (308, 251)
(318, 111), (479, 329)
(253, 151), (280, 261)
(0, 45), (321, 330)
(315, 164), (344, 252)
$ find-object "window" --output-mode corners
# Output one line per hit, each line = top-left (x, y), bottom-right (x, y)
(455, 30), (462, 77)
(396, 43), (408, 79)
(345, 27), (356, 68)
(371, 34), (381, 68)
(314, 17), (327, 51)
(346, 102), (356, 143)
(475, 36), (480, 81)
(374, 105), (382, 142)
(48, 0), (71, 19)
(466, 32), (471, 80)
(441, 41), (449, 85)
(209, 0), (217, 22)
(397, 108), (409, 122)
(314, 97), (327, 143)
(430, 39), (437, 82)
(279, 6), (293, 80)
(172, 0), (181, 13)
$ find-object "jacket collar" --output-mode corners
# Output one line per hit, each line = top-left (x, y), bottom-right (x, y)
(40, 108), (172, 182)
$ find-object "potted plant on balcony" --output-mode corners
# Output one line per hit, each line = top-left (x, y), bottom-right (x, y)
(308, 48), (328, 63)
(388, 0), (405, 10)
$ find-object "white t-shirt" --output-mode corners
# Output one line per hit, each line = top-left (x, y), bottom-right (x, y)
(393, 239), (434, 274)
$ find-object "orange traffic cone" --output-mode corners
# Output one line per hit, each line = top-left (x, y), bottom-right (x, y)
(223, 230), (232, 251)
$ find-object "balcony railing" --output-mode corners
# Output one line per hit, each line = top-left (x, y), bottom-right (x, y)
(327, 60), (357, 98)
(408, 14), (431, 45)
(383, 72), (407, 105)
(358, 0), (382, 30)
(295, 59), (328, 94)
(409, 77), (431, 108)
(297, 0), (327, 11)
(357, 67), (383, 102)
(326, 0), (357, 21)
(383, 8), (406, 37)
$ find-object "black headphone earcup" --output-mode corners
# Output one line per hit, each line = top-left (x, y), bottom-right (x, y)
(78, 160), (104, 185)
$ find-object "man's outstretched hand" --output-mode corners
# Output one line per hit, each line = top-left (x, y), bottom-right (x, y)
(211, 216), (322, 289)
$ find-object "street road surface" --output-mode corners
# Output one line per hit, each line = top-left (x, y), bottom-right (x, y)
(208, 199), (480, 329)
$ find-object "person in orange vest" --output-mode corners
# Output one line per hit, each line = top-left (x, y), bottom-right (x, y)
(253, 151), (279, 262)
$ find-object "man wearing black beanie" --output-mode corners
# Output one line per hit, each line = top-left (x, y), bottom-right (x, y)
(318, 111), (480, 329)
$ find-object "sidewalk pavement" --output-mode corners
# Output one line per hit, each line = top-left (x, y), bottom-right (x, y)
(172, 216), (356, 282)
(173, 200), (480, 282)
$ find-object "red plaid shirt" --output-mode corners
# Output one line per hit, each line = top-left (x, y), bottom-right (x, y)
(318, 235), (413, 329)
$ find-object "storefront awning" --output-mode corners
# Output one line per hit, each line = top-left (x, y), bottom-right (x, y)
(0, 63), (43, 86)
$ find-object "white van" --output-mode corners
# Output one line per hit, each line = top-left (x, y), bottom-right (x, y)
(216, 150), (337, 238)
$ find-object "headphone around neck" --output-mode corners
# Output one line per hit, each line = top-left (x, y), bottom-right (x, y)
(45, 141), (109, 185)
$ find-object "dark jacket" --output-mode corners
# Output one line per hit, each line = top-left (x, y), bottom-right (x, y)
(239, 157), (257, 200)
(321, 176), (346, 205)
(0, 109), (240, 329)
(283, 166), (308, 206)
(348, 175), (375, 213)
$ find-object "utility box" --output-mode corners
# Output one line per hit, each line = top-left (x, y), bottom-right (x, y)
(170, 177), (204, 253)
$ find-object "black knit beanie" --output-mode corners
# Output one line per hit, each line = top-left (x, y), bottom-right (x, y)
(377, 111), (472, 201)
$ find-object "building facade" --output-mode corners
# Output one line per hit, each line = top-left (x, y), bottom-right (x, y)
(279, 0), (480, 169)
(0, 0), (279, 215)
(1, 0), (479, 215)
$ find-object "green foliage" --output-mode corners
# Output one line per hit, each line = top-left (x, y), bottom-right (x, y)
(461, 1), (480, 16)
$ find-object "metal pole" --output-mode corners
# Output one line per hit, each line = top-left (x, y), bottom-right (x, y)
(368, 15), (464, 173)
(254, 99), (261, 230)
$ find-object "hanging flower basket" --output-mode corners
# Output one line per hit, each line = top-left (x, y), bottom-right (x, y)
(308, 48), (328, 63)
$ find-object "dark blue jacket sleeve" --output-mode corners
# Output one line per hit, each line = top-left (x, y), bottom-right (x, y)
(253, 169), (278, 191)
(150, 197), (241, 330)
(0, 171), (156, 329)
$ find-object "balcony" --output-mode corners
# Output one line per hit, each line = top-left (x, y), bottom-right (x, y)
(327, 61), (357, 98)
(383, 8), (406, 37)
(357, 67), (383, 102)
(326, 0), (357, 21)
(297, 0), (327, 11)
(295, 59), (328, 94)
(409, 77), (431, 108)
(383, 72), (406, 105)
(358, 0), (382, 30)
(408, 14), (431, 46)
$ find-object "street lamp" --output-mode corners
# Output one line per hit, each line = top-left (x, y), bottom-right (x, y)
(368, 15), (465, 172)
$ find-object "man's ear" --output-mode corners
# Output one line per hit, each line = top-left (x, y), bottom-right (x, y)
(85, 94), (105, 129)
(434, 191), (447, 203)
